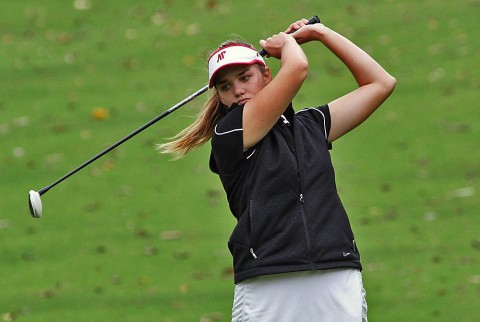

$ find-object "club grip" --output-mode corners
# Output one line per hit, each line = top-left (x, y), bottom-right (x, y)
(259, 15), (321, 57)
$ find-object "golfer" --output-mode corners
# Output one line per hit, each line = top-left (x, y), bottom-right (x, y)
(159, 18), (396, 321)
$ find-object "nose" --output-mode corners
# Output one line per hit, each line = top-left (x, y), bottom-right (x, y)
(232, 83), (245, 97)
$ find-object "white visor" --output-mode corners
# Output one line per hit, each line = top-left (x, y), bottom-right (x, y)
(208, 44), (265, 88)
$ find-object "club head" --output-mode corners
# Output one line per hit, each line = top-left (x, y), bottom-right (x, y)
(28, 190), (42, 218)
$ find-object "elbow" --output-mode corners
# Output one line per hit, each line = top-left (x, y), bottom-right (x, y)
(283, 59), (309, 85)
(278, 57), (309, 88)
(374, 74), (396, 103)
(383, 74), (397, 95)
(371, 74), (396, 106)
(296, 59), (309, 82)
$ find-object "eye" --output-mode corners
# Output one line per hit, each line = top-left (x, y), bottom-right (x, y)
(240, 71), (253, 82)
(218, 84), (231, 92)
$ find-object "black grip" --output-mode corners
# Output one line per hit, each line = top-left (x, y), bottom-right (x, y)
(259, 15), (321, 57)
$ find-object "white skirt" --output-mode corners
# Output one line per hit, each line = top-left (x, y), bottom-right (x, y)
(232, 268), (368, 322)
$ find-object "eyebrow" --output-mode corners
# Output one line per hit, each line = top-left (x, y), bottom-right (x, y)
(217, 67), (251, 85)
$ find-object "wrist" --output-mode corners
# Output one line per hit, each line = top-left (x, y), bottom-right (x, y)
(311, 24), (329, 41)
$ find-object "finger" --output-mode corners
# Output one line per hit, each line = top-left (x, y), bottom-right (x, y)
(285, 24), (296, 33)
(285, 19), (307, 33)
(285, 23), (296, 33)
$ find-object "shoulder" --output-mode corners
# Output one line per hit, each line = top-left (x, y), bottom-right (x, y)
(296, 104), (331, 137)
(213, 104), (244, 136)
(210, 104), (247, 175)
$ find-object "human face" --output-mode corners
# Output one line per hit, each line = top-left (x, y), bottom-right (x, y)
(215, 64), (270, 108)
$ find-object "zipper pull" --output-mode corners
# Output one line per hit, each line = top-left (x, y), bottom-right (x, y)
(250, 248), (258, 259)
(299, 194), (304, 203)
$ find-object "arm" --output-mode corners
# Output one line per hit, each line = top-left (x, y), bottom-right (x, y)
(242, 33), (308, 149)
(288, 20), (397, 142)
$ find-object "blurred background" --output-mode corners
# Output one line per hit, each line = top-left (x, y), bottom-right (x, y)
(1, 0), (478, 321)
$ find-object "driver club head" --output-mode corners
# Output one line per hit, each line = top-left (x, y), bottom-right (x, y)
(28, 190), (42, 218)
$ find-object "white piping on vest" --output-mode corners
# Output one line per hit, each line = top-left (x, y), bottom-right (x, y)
(214, 124), (243, 135)
(245, 149), (256, 159)
(298, 108), (328, 140)
(213, 125), (256, 160)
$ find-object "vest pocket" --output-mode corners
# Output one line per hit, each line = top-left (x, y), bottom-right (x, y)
(228, 200), (258, 263)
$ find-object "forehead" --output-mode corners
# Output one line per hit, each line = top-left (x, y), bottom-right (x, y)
(216, 65), (253, 83)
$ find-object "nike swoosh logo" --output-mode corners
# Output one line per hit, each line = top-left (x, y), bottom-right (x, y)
(343, 252), (351, 257)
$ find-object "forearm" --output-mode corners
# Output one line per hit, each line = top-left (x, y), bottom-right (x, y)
(258, 34), (308, 113)
(276, 37), (309, 88)
(293, 23), (396, 141)
(311, 25), (395, 88)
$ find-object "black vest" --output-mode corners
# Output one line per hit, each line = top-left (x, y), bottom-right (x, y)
(210, 104), (362, 284)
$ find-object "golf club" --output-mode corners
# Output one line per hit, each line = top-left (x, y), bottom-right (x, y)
(28, 15), (321, 218)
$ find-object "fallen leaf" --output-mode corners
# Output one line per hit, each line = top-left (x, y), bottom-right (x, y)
(173, 250), (190, 260)
(137, 276), (150, 286)
(111, 275), (122, 285)
(185, 23), (200, 36)
(160, 230), (182, 240)
(221, 266), (234, 278)
(135, 228), (149, 238)
(40, 289), (56, 299)
(451, 187), (475, 198)
(13, 116), (30, 127)
(424, 211), (437, 222)
(468, 275), (480, 284)
(200, 312), (224, 322)
(151, 11), (166, 25)
(206, 0), (218, 9)
(74, 0), (92, 10)
(179, 283), (189, 294)
(2, 312), (17, 321)
(144, 244), (158, 256)
(471, 240), (480, 250)
(91, 107), (110, 120)
(0, 220), (11, 229)
(95, 245), (107, 254)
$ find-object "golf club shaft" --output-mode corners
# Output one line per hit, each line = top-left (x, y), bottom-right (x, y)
(37, 15), (321, 196)
(38, 85), (208, 196)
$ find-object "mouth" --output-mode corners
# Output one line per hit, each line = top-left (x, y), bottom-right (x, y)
(237, 98), (249, 105)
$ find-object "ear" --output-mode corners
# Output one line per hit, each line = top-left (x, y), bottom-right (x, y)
(263, 67), (272, 84)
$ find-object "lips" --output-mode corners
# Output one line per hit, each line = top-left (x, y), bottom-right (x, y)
(237, 98), (249, 105)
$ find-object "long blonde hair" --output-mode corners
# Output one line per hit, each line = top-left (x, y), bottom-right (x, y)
(157, 40), (264, 159)
(156, 89), (224, 159)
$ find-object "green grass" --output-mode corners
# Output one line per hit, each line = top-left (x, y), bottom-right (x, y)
(1, 0), (479, 321)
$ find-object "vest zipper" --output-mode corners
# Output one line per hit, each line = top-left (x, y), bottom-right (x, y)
(249, 200), (257, 259)
(279, 118), (313, 264)
(291, 146), (313, 264)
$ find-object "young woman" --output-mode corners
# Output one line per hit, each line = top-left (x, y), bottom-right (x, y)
(159, 18), (396, 321)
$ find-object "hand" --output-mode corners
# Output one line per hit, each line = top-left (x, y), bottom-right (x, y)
(259, 32), (296, 59)
(285, 18), (311, 33)
(284, 18), (325, 45)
